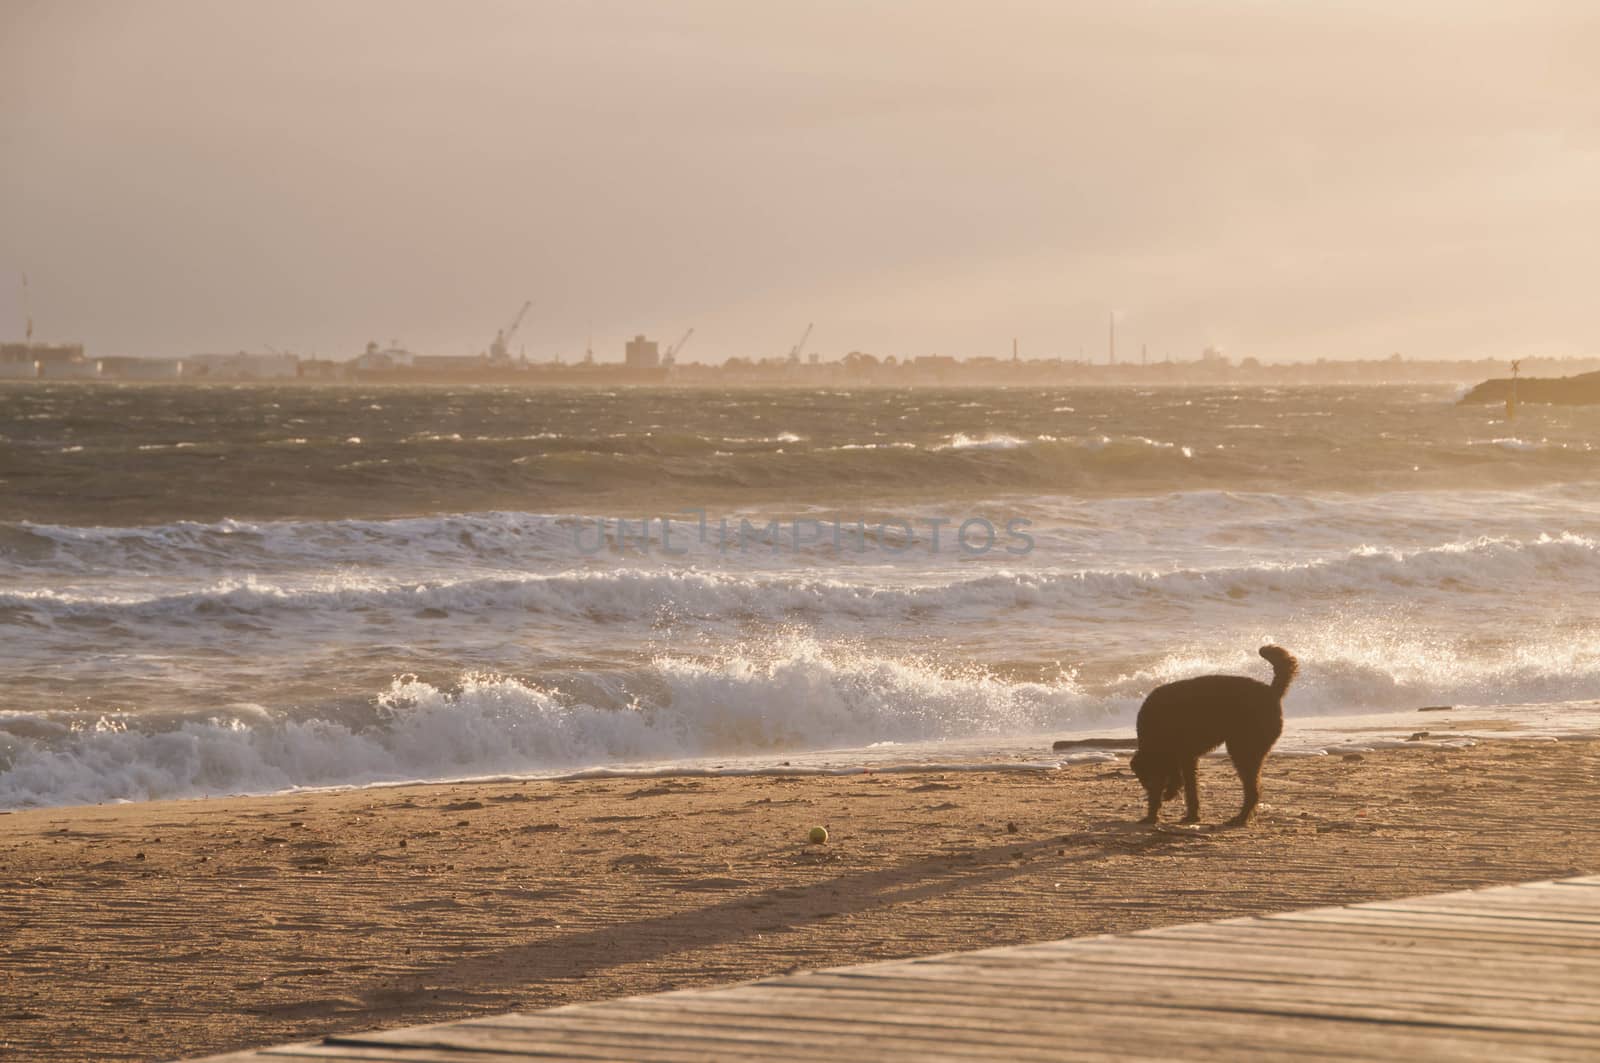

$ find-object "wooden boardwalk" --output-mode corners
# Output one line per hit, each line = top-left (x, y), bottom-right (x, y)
(196, 875), (1600, 1062)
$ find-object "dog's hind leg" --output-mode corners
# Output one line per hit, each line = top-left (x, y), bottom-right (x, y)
(1179, 757), (1202, 823)
(1224, 739), (1268, 827)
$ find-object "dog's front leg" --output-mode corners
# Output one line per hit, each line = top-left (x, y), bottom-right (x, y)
(1139, 787), (1162, 824)
(1179, 758), (1201, 823)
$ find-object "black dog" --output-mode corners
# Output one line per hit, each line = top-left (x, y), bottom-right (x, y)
(1130, 646), (1297, 827)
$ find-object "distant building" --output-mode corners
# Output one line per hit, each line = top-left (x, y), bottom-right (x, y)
(910, 353), (958, 382)
(1, 342), (90, 378)
(97, 356), (184, 380)
(348, 343), (417, 373)
(412, 354), (481, 373)
(187, 352), (299, 379)
(624, 335), (660, 369)
(297, 358), (343, 380)
(36, 344), (95, 379)
(0, 344), (38, 378)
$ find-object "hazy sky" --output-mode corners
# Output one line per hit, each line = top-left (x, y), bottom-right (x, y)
(3, 1), (1596, 363)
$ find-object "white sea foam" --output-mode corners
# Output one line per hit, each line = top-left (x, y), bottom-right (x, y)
(720, 432), (803, 445)
(0, 637), (1094, 807)
(823, 442), (918, 451)
(4, 627), (1598, 808)
(1101, 629), (1600, 716)
(935, 432), (1032, 450)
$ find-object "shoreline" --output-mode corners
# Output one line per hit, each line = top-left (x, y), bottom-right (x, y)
(3, 738), (1597, 1062)
(7, 700), (1593, 816)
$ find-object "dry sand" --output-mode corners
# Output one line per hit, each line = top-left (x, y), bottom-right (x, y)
(2, 738), (1596, 1062)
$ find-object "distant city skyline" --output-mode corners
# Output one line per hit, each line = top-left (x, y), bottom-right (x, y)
(3, 1), (1597, 363)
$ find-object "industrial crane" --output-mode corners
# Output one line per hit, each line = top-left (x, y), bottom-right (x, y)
(665, 327), (694, 365)
(20, 272), (33, 342)
(489, 300), (532, 362)
(787, 322), (813, 364)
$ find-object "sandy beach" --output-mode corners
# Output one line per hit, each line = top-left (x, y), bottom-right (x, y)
(10, 5), (1600, 1061)
(0, 738), (1593, 1062)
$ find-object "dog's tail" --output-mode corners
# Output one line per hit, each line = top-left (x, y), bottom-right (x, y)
(1259, 645), (1298, 698)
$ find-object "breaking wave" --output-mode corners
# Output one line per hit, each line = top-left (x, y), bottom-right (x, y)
(0, 638), (1090, 807)
(4, 625), (1599, 808)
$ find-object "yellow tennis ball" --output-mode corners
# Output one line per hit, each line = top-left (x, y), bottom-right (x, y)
(808, 826), (828, 844)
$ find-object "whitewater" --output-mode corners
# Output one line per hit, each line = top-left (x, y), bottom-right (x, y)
(2, 383), (1598, 808)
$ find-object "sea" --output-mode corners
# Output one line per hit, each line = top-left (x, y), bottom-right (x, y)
(2, 382), (1598, 809)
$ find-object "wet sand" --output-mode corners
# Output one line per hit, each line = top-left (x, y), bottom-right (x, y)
(2, 738), (1596, 1062)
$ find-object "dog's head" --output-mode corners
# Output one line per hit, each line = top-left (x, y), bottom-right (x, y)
(1129, 750), (1160, 794)
(1130, 750), (1181, 799)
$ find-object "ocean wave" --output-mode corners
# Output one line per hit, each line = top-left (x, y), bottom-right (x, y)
(11, 484), (1598, 577)
(5, 533), (1595, 626)
(5, 624), (1599, 808)
(0, 511), (585, 573)
(1104, 624), (1600, 717)
(0, 638), (1090, 807)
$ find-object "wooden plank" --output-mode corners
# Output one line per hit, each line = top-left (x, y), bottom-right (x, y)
(1030, 934), (1600, 977)
(961, 927), (1598, 966)
(1044, 946), (1600, 997)
(936, 944), (1589, 1000)
(187, 876), (1600, 1063)
(334, 1025), (853, 1063)
(1149, 918), (1600, 957)
(954, 936), (1600, 986)
(582, 992), (1593, 1056)
(1357, 885), (1600, 920)
(280, 1042), (776, 1063)
(1374, 899), (1600, 923)
(1381, 903), (1600, 924)
(1265, 907), (1600, 940)
(341, 1017), (1135, 1063)
(909, 970), (1595, 1028)
(250, 1047), (586, 1062)
(584, 984), (1598, 1062)
(331, 1003), (1181, 1063)
(447, 993), (1589, 1063)
(725, 980), (1598, 1046)
(764, 969), (1600, 1034)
